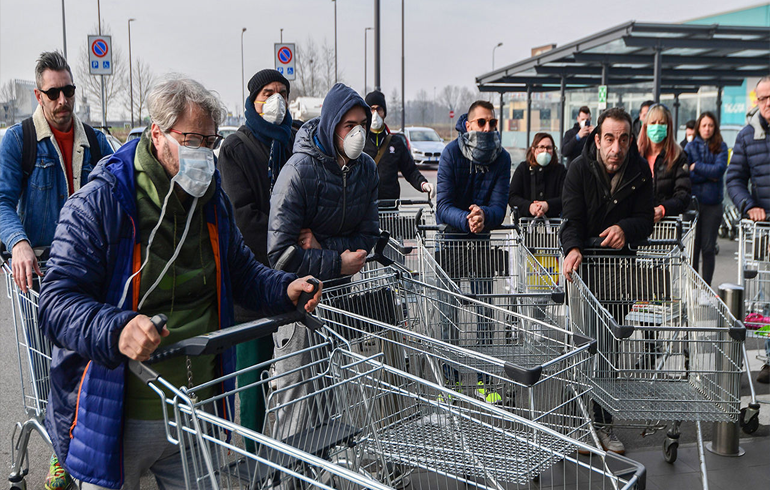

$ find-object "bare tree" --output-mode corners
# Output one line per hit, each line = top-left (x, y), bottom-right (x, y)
(439, 85), (461, 114)
(388, 87), (402, 129)
(0, 80), (18, 124)
(320, 38), (336, 94)
(75, 23), (128, 123)
(294, 37), (320, 97)
(414, 89), (430, 125)
(122, 58), (155, 125)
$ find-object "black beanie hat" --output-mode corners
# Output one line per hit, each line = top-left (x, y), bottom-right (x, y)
(247, 69), (290, 103)
(365, 90), (387, 118)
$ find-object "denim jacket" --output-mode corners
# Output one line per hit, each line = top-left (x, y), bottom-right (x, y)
(0, 106), (113, 250)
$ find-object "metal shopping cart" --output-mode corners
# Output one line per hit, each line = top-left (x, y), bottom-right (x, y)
(567, 248), (759, 487)
(3, 247), (53, 490)
(318, 265), (596, 445)
(738, 218), (770, 369)
(514, 214), (563, 287)
(378, 201), (435, 272)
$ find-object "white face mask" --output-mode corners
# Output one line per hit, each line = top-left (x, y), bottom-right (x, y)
(535, 151), (551, 166)
(260, 93), (287, 125)
(370, 112), (384, 131)
(338, 125), (366, 160)
(686, 134), (694, 142)
(165, 134), (215, 198)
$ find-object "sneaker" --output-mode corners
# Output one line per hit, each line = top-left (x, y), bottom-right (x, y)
(597, 426), (625, 454)
(45, 454), (72, 490)
(758, 364), (770, 384)
(475, 381), (502, 404)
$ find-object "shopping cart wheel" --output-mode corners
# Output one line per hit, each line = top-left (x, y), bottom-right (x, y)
(740, 407), (760, 434)
(9, 481), (26, 490)
(663, 438), (678, 463)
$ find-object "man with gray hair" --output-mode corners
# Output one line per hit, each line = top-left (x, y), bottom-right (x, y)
(38, 76), (321, 489)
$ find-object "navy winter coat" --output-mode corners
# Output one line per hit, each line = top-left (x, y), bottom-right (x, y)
(436, 114), (511, 233)
(726, 111), (770, 211)
(268, 83), (380, 280)
(39, 139), (295, 488)
(685, 135), (728, 206)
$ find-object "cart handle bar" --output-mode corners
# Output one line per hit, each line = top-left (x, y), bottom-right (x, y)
(378, 198), (433, 209)
(128, 279), (321, 384)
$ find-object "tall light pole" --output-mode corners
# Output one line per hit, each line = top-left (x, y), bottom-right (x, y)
(280, 28), (283, 43)
(332, 0), (338, 84)
(374, 0), (381, 91)
(127, 18), (135, 127)
(61, 0), (68, 59)
(401, 0), (405, 130)
(241, 28), (247, 116)
(492, 42), (503, 70)
(97, 0), (106, 127)
(364, 27), (373, 94)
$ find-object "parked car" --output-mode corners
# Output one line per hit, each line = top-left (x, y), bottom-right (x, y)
(289, 97), (324, 122)
(125, 126), (146, 143)
(93, 127), (123, 152)
(403, 126), (445, 168)
(213, 125), (239, 158)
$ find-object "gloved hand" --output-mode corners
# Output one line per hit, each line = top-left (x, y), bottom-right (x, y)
(421, 182), (436, 199)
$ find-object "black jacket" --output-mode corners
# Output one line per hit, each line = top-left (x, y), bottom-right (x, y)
(363, 127), (427, 200)
(561, 123), (587, 168)
(218, 126), (274, 266)
(650, 149), (691, 217)
(560, 128), (654, 254)
(508, 161), (566, 218)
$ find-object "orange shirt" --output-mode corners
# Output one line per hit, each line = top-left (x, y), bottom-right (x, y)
(51, 125), (75, 195)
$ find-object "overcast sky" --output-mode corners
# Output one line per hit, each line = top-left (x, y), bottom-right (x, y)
(0, 0), (763, 117)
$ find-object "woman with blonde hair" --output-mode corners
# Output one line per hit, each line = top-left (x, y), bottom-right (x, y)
(637, 103), (691, 223)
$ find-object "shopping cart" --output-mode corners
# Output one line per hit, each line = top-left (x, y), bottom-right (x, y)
(3, 247), (53, 490)
(567, 248), (759, 487)
(513, 212), (562, 287)
(378, 201), (435, 272)
(738, 218), (770, 364)
(126, 284), (402, 490)
(318, 265), (596, 444)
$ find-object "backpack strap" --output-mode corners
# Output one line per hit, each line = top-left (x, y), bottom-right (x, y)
(374, 133), (393, 165)
(83, 124), (103, 165)
(21, 117), (37, 187)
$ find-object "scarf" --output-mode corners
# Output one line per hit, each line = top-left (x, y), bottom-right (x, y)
(458, 130), (502, 168)
(244, 99), (293, 186)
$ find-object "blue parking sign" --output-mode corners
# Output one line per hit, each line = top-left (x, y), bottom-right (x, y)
(92, 61), (99, 69)
(277, 67), (284, 74)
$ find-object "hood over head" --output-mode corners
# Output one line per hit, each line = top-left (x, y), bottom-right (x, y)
(316, 83), (371, 159)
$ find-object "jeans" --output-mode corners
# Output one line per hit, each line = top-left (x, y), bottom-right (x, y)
(692, 203), (722, 286)
(79, 419), (211, 490)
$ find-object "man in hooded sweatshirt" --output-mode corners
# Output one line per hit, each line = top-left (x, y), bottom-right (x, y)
(266, 83), (380, 440)
(217, 69), (295, 449)
(560, 106), (654, 455)
(363, 89), (433, 202)
(435, 100), (510, 404)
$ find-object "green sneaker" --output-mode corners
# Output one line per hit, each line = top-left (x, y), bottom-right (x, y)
(45, 454), (72, 490)
(476, 381), (502, 404)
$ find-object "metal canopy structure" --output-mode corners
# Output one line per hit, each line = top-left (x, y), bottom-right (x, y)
(476, 21), (770, 145)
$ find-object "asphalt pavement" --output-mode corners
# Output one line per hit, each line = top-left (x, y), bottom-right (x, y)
(0, 169), (767, 489)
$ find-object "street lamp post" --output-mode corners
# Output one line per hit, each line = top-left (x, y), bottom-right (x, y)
(332, 0), (338, 84)
(492, 42), (503, 70)
(61, 0), (68, 59)
(128, 18), (135, 127)
(401, 0), (405, 130)
(364, 27), (373, 94)
(280, 28), (283, 43)
(241, 27), (247, 117)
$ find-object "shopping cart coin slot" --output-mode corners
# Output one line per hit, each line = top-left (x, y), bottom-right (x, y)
(503, 362), (543, 386)
(729, 323), (747, 342)
(573, 333), (597, 355)
(128, 360), (161, 385)
(744, 269), (758, 280)
(550, 288), (565, 304)
(610, 323), (635, 340)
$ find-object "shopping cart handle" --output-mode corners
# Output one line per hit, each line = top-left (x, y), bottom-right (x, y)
(378, 198), (432, 209)
(610, 323), (635, 340)
(604, 452), (647, 490)
(503, 363), (543, 386)
(0, 242), (49, 262)
(573, 333), (597, 355)
(366, 231), (394, 267)
(730, 322), (746, 342)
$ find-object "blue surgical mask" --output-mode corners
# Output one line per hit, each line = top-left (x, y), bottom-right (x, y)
(646, 124), (668, 144)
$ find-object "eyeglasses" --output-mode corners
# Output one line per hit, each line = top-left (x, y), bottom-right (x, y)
(169, 129), (223, 149)
(535, 145), (554, 151)
(757, 95), (770, 105)
(39, 85), (76, 100)
(469, 117), (498, 130)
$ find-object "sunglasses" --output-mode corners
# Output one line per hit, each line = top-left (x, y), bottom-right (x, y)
(39, 85), (76, 100)
(469, 117), (498, 130)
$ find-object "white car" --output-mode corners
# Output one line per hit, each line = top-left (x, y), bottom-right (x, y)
(214, 125), (239, 158)
(125, 126), (146, 143)
(403, 127), (445, 168)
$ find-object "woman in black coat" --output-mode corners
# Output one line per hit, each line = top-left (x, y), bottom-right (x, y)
(508, 133), (567, 218)
(637, 104), (691, 222)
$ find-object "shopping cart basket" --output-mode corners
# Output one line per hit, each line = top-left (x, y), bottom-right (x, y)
(514, 214), (563, 286)
(378, 201), (435, 272)
(738, 218), (770, 368)
(567, 248), (758, 486)
(3, 247), (53, 489)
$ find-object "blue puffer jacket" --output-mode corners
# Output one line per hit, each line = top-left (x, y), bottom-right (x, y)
(436, 113), (511, 233)
(684, 135), (728, 206)
(268, 83), (379, 280)
(39, 139), (295, 489)
(726, 111), (770, 211)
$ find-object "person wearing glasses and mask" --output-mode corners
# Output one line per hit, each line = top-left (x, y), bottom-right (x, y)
(509, 133), (566, 218)
(435, 100), (510, 404)
(38, 77), (321, 490)
(726, 75), (770, 384)
(363, 90), (433, 201)
(637, 103), (691, 223)
(0, 51), (114, 490)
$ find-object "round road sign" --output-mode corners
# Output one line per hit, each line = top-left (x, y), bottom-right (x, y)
(449, 110), (455, 118)
(91, 39), (109, 58)
(277, 46), (293, 64)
